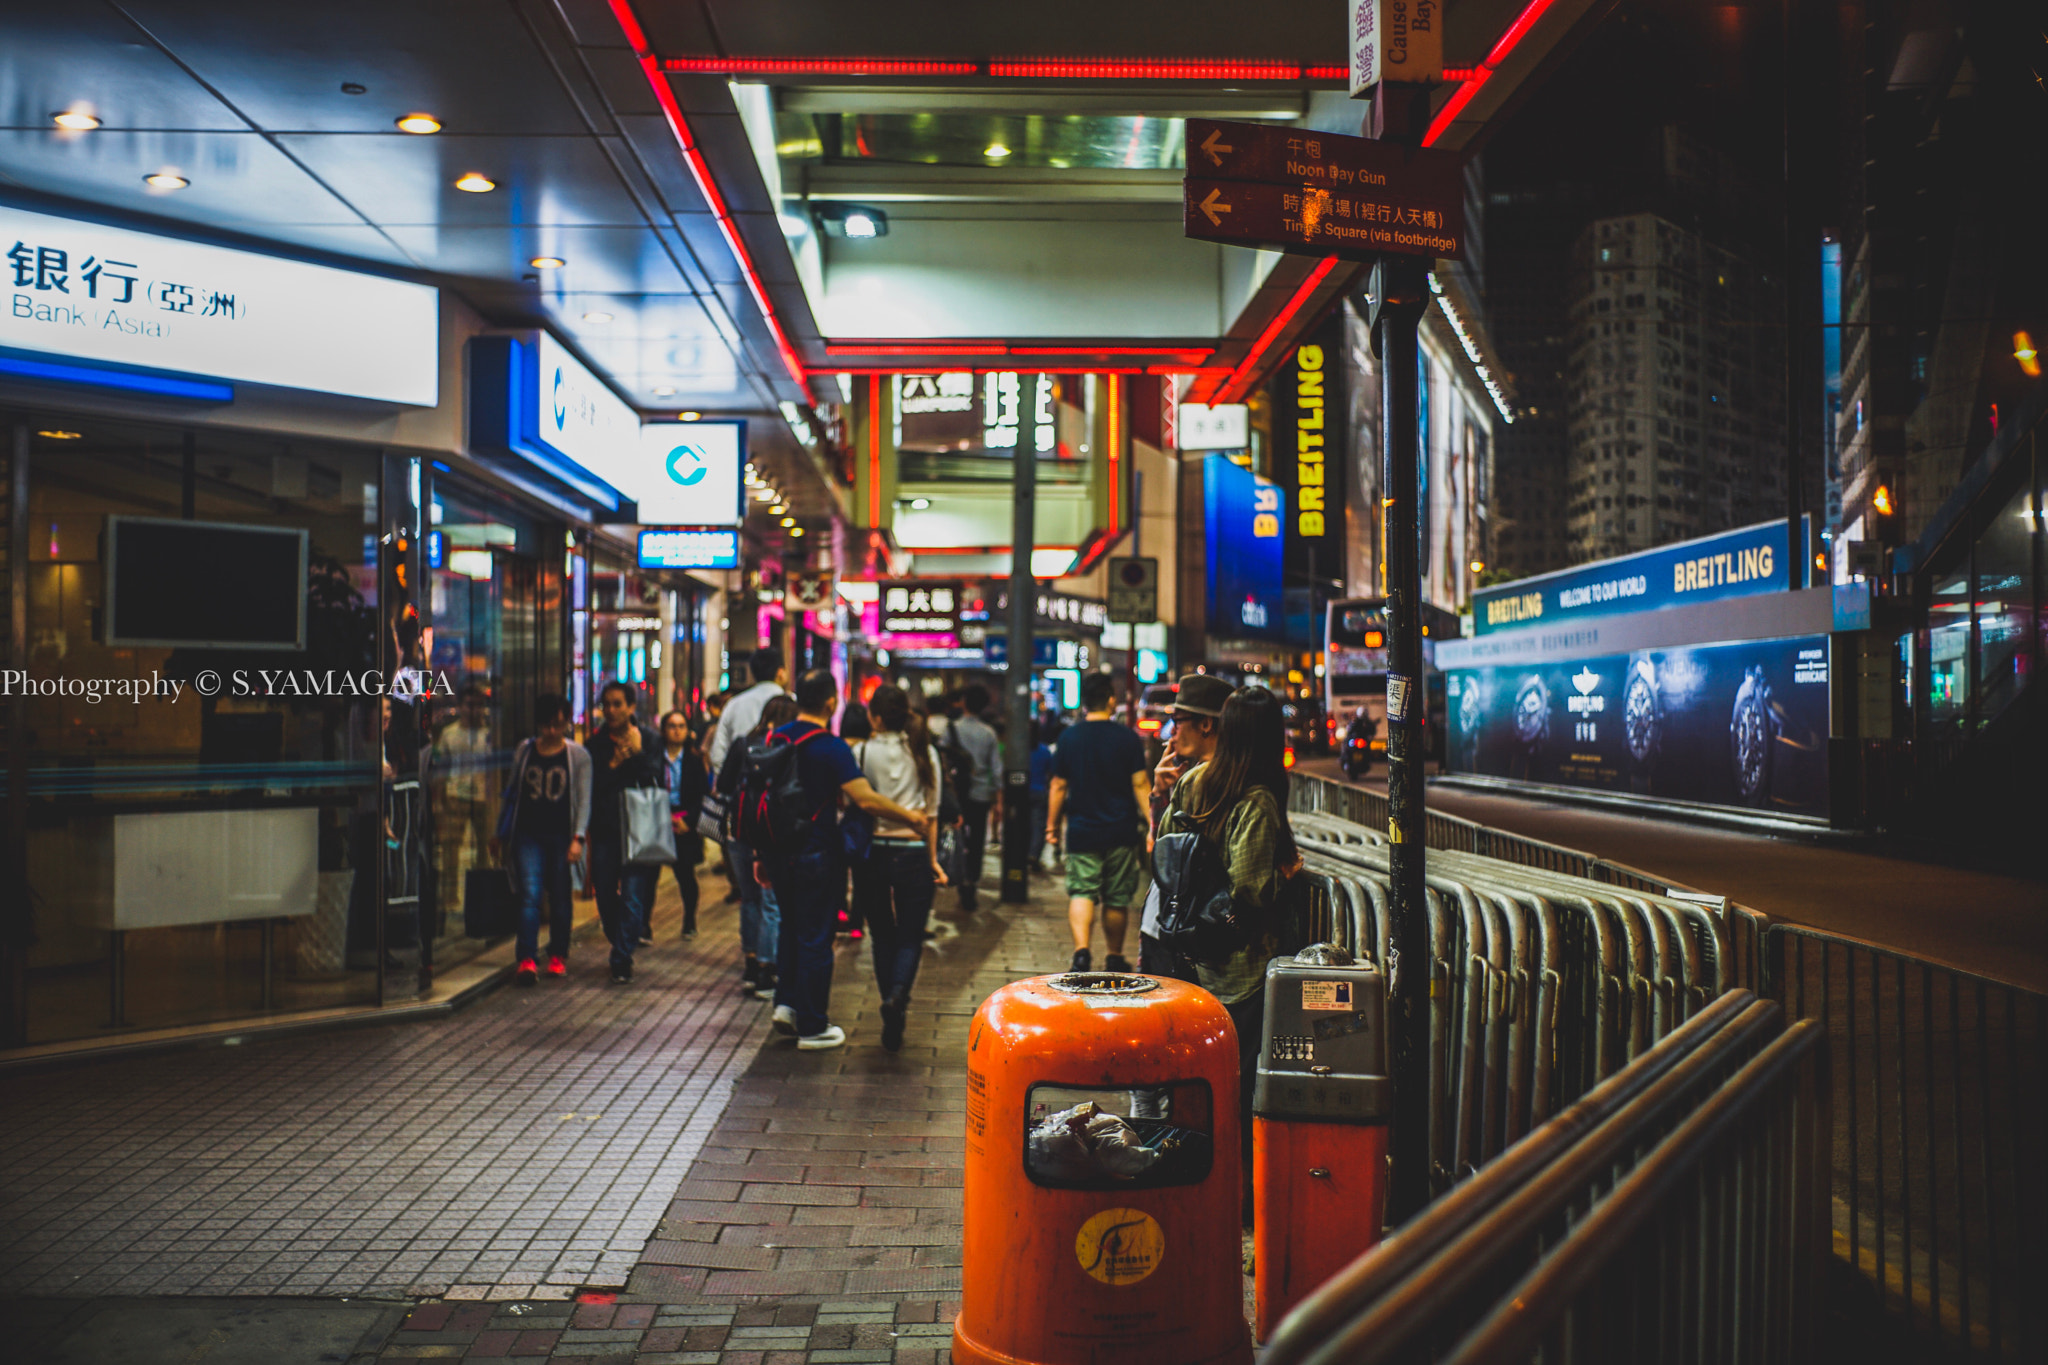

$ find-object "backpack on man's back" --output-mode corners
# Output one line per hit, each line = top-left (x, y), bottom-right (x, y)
(734, 729), (826, 864)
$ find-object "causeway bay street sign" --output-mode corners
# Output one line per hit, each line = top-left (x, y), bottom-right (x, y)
(1182, 118), (1464, 261)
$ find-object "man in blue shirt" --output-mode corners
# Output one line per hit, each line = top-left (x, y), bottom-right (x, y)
(764, 669), (933, 1049)
(1045, 673), (1151, 974)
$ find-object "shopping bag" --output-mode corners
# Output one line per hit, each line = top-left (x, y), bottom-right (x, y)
(622, 787), (678, 865)
(463, 867), (518, 938)
(696, 791), (729, 841)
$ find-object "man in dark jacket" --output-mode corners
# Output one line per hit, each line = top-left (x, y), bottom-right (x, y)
(586, 680), (663, 983)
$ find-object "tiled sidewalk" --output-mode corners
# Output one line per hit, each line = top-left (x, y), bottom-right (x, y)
(0, 872), (772, 1301)
(5, 859), (1096, 1363)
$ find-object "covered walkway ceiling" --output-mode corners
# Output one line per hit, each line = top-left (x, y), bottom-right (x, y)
(1, 0), (1608, 451)
(616, 0), (1614, 403)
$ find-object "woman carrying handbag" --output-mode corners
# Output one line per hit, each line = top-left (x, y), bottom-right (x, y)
(849, 685), (949, 1052)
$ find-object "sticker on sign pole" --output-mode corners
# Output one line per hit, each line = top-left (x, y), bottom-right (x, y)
(1387, 673), (1415, 722)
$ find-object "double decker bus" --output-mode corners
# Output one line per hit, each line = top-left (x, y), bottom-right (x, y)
(1324, 597), (1459, 772)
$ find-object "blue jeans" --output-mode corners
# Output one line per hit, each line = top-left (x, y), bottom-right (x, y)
(854, 842), (936, 1002)
(772, 848), (846, 1036)
(511, 831), (574, 962)
(728, 839), (781, 961)
(589, 837), (656, 974)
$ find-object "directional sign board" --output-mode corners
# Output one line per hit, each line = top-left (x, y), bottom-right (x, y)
(1107, 556), (1159, 624)
(1182, 119), (1464, 261)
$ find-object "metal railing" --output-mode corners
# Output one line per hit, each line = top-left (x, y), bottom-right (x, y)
(1285, 772), (2046, 1358)
(1262, 990), (1827, 1365)
(1769, 926), (2047, 1359)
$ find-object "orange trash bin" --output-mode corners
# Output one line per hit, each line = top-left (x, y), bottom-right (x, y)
(956, 972), (1253, 1365)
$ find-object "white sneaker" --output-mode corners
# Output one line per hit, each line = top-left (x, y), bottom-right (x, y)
(771, 1004), (797, 1036)
(796, 1024), (847, 1050)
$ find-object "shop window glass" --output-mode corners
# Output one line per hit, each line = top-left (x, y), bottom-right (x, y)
(10, 413), (383, 1044)
(1927, 570), (1971, 739)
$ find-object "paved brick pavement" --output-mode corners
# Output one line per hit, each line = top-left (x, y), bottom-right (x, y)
(3, 858), (1114, 1362)
(1, 872), (772, 1302)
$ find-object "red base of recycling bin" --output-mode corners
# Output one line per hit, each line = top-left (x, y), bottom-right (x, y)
(1252, 1115), (1389, 1341)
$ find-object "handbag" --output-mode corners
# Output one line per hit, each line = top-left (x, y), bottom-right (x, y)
(621, 787), (678, 865)
(463, 866), (518, 938)
(696, 791), (729, 841)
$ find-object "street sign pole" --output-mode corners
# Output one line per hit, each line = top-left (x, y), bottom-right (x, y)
(1371, 79), (1437, 1226)
(1001, 375), (1040, 905)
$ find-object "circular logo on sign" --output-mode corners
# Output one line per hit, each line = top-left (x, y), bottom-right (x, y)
(665, 444), (709, 487)
(1074, 1207), (1165, 1286)
(551, 367), (566, 428)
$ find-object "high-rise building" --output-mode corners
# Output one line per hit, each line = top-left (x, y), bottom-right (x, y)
(1563, 213), (1784, 560)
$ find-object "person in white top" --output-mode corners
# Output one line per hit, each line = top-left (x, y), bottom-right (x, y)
(850, 684), (949, 1052)
(708, 648), (789, 772)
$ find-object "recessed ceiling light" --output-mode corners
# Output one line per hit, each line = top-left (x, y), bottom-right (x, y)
(754, 487), (778, 500)
(842, 211), (880, 240)
(581, 311), (613, 324)
(769, 504), (786, 515)
(790, 527), (804, 537)
(985, 142), (1012, 159)
(679, 410), (702, 421)
(36, 429), (82, 440)
(653, 385), (677, 397)
(909, 497), (931, 510)
(143, 172), (189, 190)
(395, 113), (441, 134)
(454, 172), (495, 193)
(53, 111), (100, 131)
(780, 517), (795, 528)
(529, 256), (565, 270)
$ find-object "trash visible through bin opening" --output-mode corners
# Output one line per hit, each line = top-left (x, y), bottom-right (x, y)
(1046, 972), (1159, 995)
(1294, 941), (1356, 966)
(1028, 1102), (1178, 1181)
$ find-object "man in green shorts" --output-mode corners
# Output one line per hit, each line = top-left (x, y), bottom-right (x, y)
(1044, 672), (1152, 973)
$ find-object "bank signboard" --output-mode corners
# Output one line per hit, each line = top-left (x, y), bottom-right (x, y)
(1, 203), (438, 405)
(636, 421), (744, 526)
(1470, 518), (1807, 636)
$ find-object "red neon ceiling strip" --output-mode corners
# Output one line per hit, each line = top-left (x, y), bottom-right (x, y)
(1012, 347), (1214, 362)
(1304, 65), (1347, 80)
(1425, 0), (1560, 147)
(607, 0), (810, 392)
(867, 374), (882, 526)
(828, 344), (1010, 357)
(1424, 70), (1490, 145)
(663, 57), (978, 75)
(1220, 255), (1339, 399)
(989, 58), (1309, 80)
(1483, 0), (1563, 68)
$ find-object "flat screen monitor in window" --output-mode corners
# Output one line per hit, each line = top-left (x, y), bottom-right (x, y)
(103, 515), (309, 650)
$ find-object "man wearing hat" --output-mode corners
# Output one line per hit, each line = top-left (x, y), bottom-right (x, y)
(1137, 672), (1235, 980)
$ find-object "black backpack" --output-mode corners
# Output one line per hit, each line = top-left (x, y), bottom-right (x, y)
(734, 729), (826, 863)
(941, 721), (977, 805)
(1150, 825), (1255, 960)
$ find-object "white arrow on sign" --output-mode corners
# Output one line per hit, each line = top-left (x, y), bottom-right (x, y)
(1198, 188), (1233, 227)
(1200, 128), (1234, 166)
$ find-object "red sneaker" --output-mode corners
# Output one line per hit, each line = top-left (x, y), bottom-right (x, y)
(515, 959), (538, 987)
(545, 955), (567, 978)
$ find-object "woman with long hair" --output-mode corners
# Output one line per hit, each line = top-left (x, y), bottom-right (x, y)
(716, 695), (799, 1001)
(850, 684), (948, 1051)
(1157, 684), (1300, 1212)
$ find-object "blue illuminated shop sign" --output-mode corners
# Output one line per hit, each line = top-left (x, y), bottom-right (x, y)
(638, 528), (740, 570)
(1203, 455), (1286, 642)
(469, 334), (641, 514)
(1470, 517), (1811, 636)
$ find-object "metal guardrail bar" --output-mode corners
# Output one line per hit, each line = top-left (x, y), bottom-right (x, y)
(1286, 770), (2046, 1356)
(1439, 1019), (1829, 1365)
(1262, 990), (1775, 1365)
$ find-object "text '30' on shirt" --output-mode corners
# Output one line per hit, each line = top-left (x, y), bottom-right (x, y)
(1051, 718), (1146, 854)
